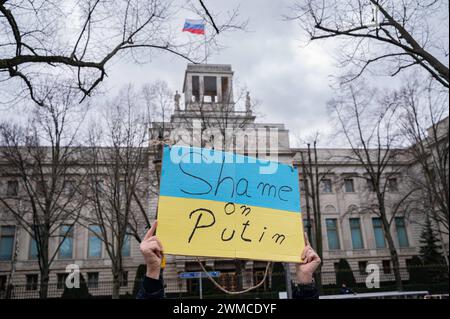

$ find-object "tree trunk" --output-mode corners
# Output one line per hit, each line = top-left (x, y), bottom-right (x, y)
(313, 142), (323, 293)
(39, 265), (50, 299)
(385, 232), (403, 291)
(112, 270), (121, 299)
(380, 206), (403, 291)
(39, 235), (50, 299)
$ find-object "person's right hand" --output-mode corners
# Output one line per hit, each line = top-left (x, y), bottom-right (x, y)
(140, 221), (164, 280)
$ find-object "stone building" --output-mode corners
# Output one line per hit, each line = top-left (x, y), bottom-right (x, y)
(0, 63), (448, 297)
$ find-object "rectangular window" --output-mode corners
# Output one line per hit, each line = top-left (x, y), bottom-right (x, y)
(26, 274), (38, 290)
(88, 225), (102, 258)
(358, 261), (368, 275)
(91, 179), (103, 193)
(0, 226), (15, 261)
(322, 179), (332, 193)
(0, 275), (6, 292)
(366, 180), (375, 192)
(192, 75), (200, 101)
(59, 225), (73, 259)
(63, 180), (76, 196)
(382, 260), (391, 274)
(299, 179), (307, 192)
(87, 272), (99, 288)
(6, 180), (18, 196)
(221, 77), (229, 102)
(29, 237), (39, 260)
(204, 76), (217, 102)
(349, 218), (364, 249)
(344, 179), (355, 192)
(395, 217), (409, 247)
(118, 181), (126, 197)
(122, 232), (131, 257)
(57, 273), (68, 289)
(388, 178), (398, 192)
(372, 218), (386, 248)
(36, 180), (48, 195)
(326, 219), (340, 250)
(120, 271), (128, 287)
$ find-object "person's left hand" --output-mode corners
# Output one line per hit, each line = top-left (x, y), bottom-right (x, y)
(295, 232), (321, 284)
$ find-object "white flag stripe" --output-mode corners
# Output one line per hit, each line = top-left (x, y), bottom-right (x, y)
(185, 19), (204, 25)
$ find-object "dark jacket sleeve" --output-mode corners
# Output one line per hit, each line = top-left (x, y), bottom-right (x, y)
(136, 276), (165, 299)
(292, 283), (319, 300)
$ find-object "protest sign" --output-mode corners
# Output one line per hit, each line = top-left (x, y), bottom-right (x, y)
(156, 145), (305, 262)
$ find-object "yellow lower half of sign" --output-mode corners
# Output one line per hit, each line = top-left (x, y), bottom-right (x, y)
(156, 196), (305, 263)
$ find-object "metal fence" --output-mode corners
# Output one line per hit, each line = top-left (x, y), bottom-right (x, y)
(1, 266), (448, 299)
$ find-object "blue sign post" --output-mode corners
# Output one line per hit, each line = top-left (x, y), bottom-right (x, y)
(179, 271), (221, 299)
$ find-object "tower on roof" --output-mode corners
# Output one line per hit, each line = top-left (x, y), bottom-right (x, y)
(182, 64), (234, 110)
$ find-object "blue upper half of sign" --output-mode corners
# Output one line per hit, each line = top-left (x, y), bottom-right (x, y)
(160, 145), (301, 213)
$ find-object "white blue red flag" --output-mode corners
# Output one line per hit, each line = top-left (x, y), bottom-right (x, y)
(182, 19), (205, 35)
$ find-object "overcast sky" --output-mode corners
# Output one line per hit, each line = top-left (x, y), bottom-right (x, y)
(102, 0), (340, 147)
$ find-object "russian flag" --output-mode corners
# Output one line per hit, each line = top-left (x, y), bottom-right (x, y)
(182, 19), (205, 35)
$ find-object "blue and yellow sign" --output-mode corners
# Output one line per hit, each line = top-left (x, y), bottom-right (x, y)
(157, 145), (305, 262)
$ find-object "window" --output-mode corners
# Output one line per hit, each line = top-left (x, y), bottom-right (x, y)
(87, 272), (99, 288)
(122, 232), (131, 257)
(192, 76), (200, 101)
(204, 76), (217, 102)
(388, 178), (398, 192)
(382, 260), (391, 274)
(0, 226), (15, 261)
(88, 225), (102, 258)
(358, 261), (368, 275)
(217, 271), (238, 292)
(322, 179), (332, 193)
(326, 219), (340, 250)
(6, 180), (18, 196)
(366, 180), (375, 192)
(26, 274), (38, 290)
(372, 218), (386, 248)
(253, 269), (270, 291)
(221, 77), (229, 102)
(344, 179), (355, 192)
(92, 179), (103, 193)
(349, 218), (364, 249)
(57, 273), (68, 289)
(59, 225), (73, 259)
(0, 275), (6, 292)
(118, 181), (126, 196)
(120, 271), (128, 287)
(395, 217), (409, 247)
(300, 179), (308, 192)
(36, 180), (48, 195)
(29, 236), (39, 260)
(63, 180), (76, 196)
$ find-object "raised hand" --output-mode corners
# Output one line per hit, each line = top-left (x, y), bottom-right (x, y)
(295, 232), (321, 284)
(139, 221), (164, 280)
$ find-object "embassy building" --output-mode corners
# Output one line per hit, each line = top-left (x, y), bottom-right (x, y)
(0, 64), (448, 298)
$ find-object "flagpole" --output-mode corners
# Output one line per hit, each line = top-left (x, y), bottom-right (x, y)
(204, 26), (207, 64)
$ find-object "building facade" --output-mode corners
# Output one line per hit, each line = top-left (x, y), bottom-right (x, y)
(0, 64), (448, 298)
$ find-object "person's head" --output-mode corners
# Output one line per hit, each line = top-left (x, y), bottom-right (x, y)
(341, 283), (347, 288)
